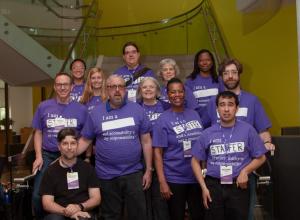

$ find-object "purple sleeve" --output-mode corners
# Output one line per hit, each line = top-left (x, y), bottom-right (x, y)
(191, 133), (207, 161)
(184, 86), (198, 110)
(184, 79), (192, 90)
(248, 126), (268, 158)
(139, 111), (152, 134)
(32, 105), (42, 130)
(152, 118), (168, 148)
(201, 97), (215, 128)
(80, 114), (96, 140)
(254, 98), (272, 133)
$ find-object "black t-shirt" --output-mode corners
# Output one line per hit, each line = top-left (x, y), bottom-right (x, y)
(39, 158), (100, 207)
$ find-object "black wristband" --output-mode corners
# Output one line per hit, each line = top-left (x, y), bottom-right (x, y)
(78, 203), (84, 211)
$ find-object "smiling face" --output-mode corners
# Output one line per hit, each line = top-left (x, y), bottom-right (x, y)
(71, 60), (85, 81)
(54, 74), (72, 101)
(90, 71), (103, 90)
(161, 63), (176, 82)
(123, 45), (140, 68)
(140, 79), (158, 102)
(167, 82), (185, 108)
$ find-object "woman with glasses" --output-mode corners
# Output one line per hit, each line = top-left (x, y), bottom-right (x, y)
(153, 78), (204, 220)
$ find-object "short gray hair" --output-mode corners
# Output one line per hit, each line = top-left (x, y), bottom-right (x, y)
(157, 58), (180, 79)
(136, 77), (161, 101)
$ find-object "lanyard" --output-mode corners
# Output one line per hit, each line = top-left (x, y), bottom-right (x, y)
(60, 158), (76, 173)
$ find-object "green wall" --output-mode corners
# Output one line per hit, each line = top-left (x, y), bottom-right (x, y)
(32, 0), (300, 135)
(210, 1), (299, 135)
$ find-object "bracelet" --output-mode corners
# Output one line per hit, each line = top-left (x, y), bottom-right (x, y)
(78, 203), (84, 211)
(264, 141), (272, 144)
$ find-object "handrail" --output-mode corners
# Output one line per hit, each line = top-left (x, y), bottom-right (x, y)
(59, 0), (98, 71)
(38, 0), (95, 19)
(51, 0), (89, 9)
(99, 0), (205, 30)
(96, 8), (201, 38)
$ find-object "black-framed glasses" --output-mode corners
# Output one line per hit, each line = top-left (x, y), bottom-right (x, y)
(107, 85), (126, 90)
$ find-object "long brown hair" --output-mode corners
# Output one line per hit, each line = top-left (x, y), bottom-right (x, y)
(80, 67), (107, 104)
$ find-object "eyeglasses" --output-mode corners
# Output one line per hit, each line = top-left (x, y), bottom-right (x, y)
(124, 50), (138, 55)
(55, 83), (71, 88)
(107, 85), (126, 90)
(222, 70), (239, 75)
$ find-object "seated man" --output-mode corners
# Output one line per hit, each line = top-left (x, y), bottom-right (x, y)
(40, 128), (101, 220)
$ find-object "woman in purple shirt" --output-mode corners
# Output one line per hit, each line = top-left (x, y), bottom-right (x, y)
(153, 78), (204, 220)
(157, 58), (198, 111)
(185, 49), (223, 117)
(80, 67), (107, 163)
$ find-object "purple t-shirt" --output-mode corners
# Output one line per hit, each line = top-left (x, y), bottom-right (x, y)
(115, 64), (155, 102)
(32, 99), (88, 152)
(185, 75), (223, 108)
(139, 100), (166, 128)
(70, 83), (85, 102)
(81, 101), (151, 179)
(203, 90), (272, 132)
(159, 85), (199, 110)
(85, 96), (103, 114)
(152, 108), (203, 184)
(192, 120), (267, 178)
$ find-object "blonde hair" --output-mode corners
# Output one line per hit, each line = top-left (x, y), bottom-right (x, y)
(136, 77), (161, 102)
(80, 67), (107, 104)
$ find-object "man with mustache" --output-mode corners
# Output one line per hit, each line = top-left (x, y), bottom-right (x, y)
(77, 75), (153, 220)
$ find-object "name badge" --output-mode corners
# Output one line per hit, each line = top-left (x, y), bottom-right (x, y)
(67, 172), (79, 190)
(220, 165), (233, 184)
(128, 89), (137, 102)
(183, 140), (192, 158)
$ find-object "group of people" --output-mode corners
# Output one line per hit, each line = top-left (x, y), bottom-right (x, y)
(31, 41), (275, 220)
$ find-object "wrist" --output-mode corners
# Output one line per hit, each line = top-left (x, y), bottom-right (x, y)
(78, 203), (84, 211)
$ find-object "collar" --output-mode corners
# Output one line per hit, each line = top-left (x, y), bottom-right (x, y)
(106, 99), (127, 112)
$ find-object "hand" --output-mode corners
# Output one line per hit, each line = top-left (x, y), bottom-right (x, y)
(32, 157), (43, 174)
(64, 204), (81, 217)
(236, 170), (248, 189)
(159, 181), (173, 200)
(142, 170), (152, 190)
(202, 187), (212, 209)
(264, 142), (275, 151)
(70, 211), (91, 220)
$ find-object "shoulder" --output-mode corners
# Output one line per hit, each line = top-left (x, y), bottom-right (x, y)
(115, 66), (127, 74)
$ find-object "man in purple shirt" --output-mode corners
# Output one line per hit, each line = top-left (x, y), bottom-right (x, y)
(204, 58), (275, 151)
(31, 72), (88, 219)
(115, 42), (155, 102)
(191, 91), (267, 220)
(77, 75), (153, 220)
(203, 58), (275, 220)
(70, 58), (86, 102)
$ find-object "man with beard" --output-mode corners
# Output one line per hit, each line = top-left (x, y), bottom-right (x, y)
(70, 59), (86, 102)
(202, 58), (275, 220)
(77, 75), (153, 220)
